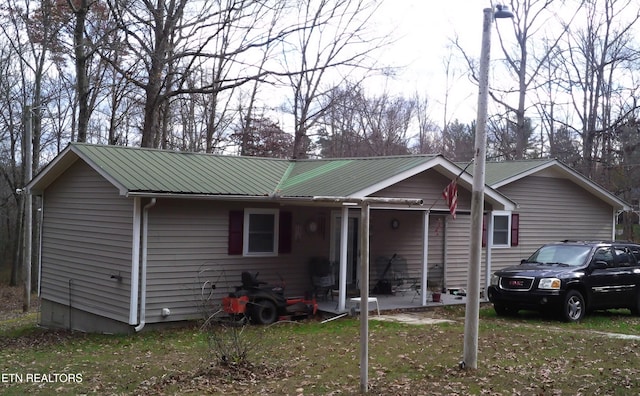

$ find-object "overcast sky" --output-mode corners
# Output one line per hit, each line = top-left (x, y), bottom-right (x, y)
(373, 0), (507, 124)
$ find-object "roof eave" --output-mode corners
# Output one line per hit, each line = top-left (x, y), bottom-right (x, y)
(25, 145), (73, 195)
(353, 156), (456, 197)
(490, 160), (556, 188)
(493, 159), (630, 211)
(352, 156), (517, 211)
(26, 144), (130, 196)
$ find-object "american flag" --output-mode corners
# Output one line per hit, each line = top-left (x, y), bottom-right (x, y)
(442, 180), (457, 219)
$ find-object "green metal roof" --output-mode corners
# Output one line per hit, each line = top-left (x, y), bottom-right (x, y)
(28, 145), (627, 210)
(460, 159), (556, 186)
(31, 143), (441, 198)
(279, 155), (440, 196)
(72, 143), (291, 196)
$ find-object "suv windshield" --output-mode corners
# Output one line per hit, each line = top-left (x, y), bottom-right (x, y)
(526, 245), (591, 267)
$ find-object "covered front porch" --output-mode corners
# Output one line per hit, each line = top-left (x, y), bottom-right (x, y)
(315, 289), (473, 316)
(314, 199), (443, 314)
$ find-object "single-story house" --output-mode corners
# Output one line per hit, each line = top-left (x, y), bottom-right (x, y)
(26, 143), (630, 333)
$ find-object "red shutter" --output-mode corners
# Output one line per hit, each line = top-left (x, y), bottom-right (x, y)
(482, 214), (487, 247)
(279, 211), (292, 254)
(228, 210), (244, 255)
(511, 213), (519, 246)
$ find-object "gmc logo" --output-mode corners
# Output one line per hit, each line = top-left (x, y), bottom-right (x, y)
(509, 280), (524, 287)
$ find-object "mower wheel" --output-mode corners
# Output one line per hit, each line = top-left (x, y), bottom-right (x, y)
(251, 299), (277, 324)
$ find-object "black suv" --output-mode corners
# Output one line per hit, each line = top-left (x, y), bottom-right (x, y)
(487, 241), (640, 322)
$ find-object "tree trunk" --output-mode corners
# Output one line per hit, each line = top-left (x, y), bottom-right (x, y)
(73, 0), (90, 143)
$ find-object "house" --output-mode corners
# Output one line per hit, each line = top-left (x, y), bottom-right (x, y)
(26, 144), (629, 333)
(478, 159), (630, 275)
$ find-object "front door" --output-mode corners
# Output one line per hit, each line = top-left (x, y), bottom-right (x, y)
(330, 212), (360, 289)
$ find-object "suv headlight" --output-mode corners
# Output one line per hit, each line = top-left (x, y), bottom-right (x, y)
(490, 273), (500, 286)
(538, 278), (561, 290)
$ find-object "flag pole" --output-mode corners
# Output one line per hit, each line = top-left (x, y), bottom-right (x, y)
(427, 159), (474, 212)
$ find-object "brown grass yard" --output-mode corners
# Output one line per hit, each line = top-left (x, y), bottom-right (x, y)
(2, 284), (640, 395)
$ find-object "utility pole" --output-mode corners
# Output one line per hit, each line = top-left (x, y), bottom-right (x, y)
(359, 201), (370, 394)
(23, 105), (33, 312)
(462, 5), (513, 370)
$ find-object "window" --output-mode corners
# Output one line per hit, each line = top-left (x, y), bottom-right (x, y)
(228, 209), (292, 256)
(244, 209), (279, 256)
(593, 247), (614, 267)
(484, 212), (519, 248)
(492, 213), (510, 246)
(613, 246), (638, 267)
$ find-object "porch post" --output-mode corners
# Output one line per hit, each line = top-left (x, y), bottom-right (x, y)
(338, 206), (349, 311)
(443, 216), (448, 292)
(421, 210), (429, 306)
(484, 212), (493, 297)
(359, 202), (371, 393)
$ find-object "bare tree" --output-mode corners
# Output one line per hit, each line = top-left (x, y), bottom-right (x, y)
(316, 83), (365, 158)
(413, 93), (441, 155)
(0, 40), (25, 286)
(358, 91), (414, 156)
(68, 0), (91, 142)
(0, 0), (69, 289)
(281, 0), (385, 159)
(104, 0), (304, 148)
(442, 119), (475, 162)
(234, 1), (286, 156)
(454, 0), (579, 160)
(316, 83), (414, 157)
(230, 115), (292, 158)
(561, 0), (640, 180)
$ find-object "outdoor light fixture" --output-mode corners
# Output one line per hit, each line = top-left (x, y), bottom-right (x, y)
(494, 4), (514, 19)
(462, 3), (514, 371)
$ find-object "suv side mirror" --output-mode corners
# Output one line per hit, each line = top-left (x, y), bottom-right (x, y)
(591, 260), (608, 270)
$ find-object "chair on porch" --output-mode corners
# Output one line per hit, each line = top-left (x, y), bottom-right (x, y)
(374, 254), (414, 296)
(308, 257), (335, 300)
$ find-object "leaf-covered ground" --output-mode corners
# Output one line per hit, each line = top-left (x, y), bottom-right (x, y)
(0, 284), (39, 322)
(2, 284), (640, 395)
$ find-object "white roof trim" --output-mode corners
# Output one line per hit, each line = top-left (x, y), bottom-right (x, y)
(490, 160), (557, 189)
(352, 156), (517, 211)
(70, 145), (130, 195)
(26, 144), (130, 196)
(492, 159), (630, 211)
(25, 144), (77, 194)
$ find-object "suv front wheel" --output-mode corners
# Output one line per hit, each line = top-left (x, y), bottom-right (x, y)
(561, 290), (585, 322)
(494, 303), (518, 317)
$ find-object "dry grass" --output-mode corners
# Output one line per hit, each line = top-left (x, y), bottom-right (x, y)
(1, 284), (640, 395)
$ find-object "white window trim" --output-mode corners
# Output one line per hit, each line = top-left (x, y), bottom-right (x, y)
(491, 211), (511, 248)
(243, 208), (279, 256)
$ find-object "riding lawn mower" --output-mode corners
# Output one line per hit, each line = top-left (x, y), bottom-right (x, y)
(222, 271), (318, 325)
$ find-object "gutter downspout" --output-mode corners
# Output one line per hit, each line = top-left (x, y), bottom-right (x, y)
(129, 198), (141, 326)
(135, 198), (156, 332)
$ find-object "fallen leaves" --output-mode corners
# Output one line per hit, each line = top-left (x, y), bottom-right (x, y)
(3, 284), (640, 395)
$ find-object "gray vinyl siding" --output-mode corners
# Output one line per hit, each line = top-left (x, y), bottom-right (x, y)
(489, 175), (615, 273)
(40, 161), (133, 323)
(441, 214), (476, 290)
(368, 210), (445, 290)
(369, 211), (478, 292)
(144, 200), (331, 323)
(371, 169), (478, 290)
(372, 170), (472, 213)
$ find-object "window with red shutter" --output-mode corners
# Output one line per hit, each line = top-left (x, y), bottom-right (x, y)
(279, 211), (292, 254)
(228, 209), (292, 256)
(510, 213), (519, 246)
(228, 210), (244, 255)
